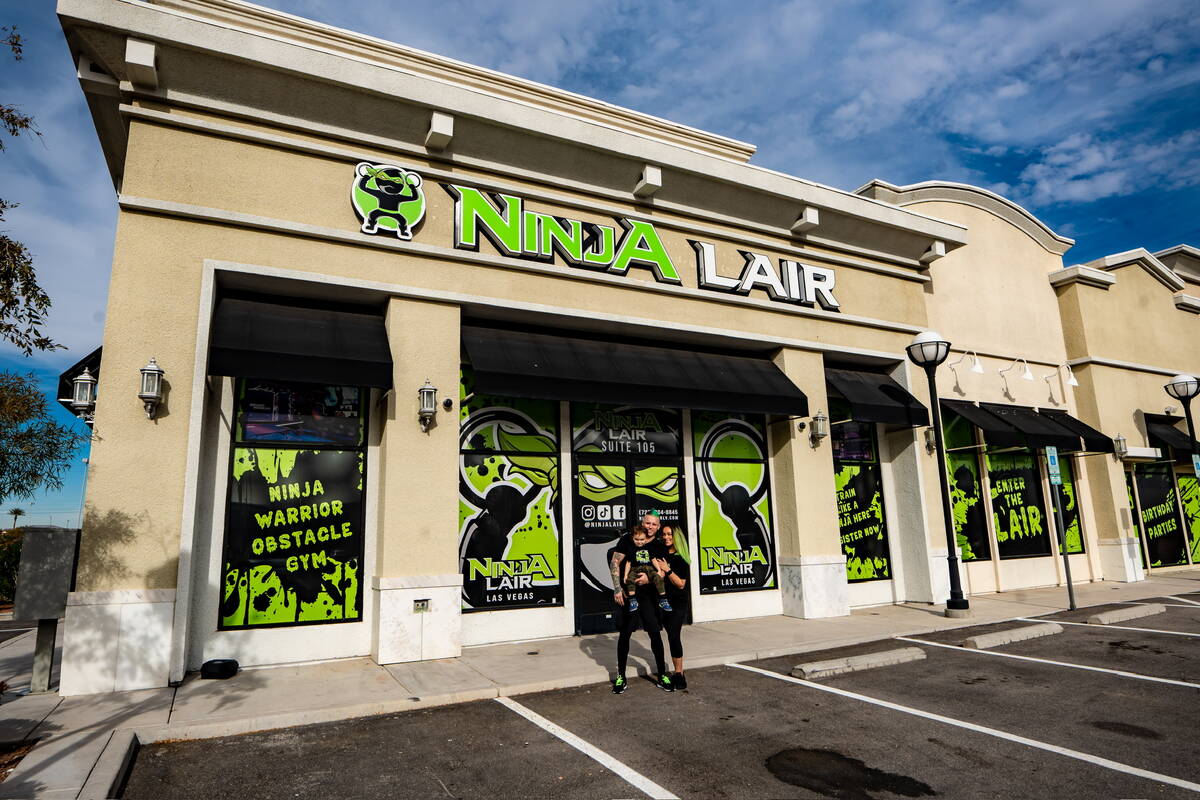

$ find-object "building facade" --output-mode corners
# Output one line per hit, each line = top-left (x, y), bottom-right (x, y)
(55, 0), (1199, 695)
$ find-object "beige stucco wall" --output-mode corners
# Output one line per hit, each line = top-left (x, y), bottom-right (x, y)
(82, 111), (937, 592)
(1058, 267), (1200, 375)
(911, 200), (1068, 369)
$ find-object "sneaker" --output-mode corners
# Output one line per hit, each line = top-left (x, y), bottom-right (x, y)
(657, 674), (675, 692)
(628, 597), (639, 612)
(612, 675), (627, 694)
(673, 672), (687, 691)
(658, 597), (673, 612)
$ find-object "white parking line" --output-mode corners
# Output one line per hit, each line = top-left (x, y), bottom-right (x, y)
(495, 697), (679, 800)
(894, 636), (1200, 689)
(1166, 595), (1200, 607)
(729, 663), (1200, 794)
(1017, 618), (1200, 638)
(1120, 602), (1199, 609)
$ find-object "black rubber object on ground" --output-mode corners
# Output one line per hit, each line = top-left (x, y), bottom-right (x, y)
(200, 659), (238, 679)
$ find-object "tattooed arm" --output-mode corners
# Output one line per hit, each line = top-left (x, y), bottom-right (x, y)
(610, 551), (626, 606)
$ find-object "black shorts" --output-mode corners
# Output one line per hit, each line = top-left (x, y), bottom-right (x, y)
(617, 587), (662, 634)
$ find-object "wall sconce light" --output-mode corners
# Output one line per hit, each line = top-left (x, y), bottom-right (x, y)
(1113, 433), (1128, 459)
(138, 358), (165, 419)
(949, 351), (985, 374)
(1062, 364), (1080, 387)
(809, 410), (829, 446)
(418, 380), (437, 432)
(999, 358), (1034, 382)
(924, 427), (937, 453)
(71, 367), (98, 424)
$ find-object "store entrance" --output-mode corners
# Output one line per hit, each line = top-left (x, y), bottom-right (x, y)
(572, 456), (684, 634)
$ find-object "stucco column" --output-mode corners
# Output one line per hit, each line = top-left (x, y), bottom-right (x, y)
(770, 347), (848, 618)
(372, 296), (463, 663)
(1072, 367), (1142, 582)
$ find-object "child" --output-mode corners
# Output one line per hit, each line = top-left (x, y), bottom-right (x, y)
(616, 523), (672, 612)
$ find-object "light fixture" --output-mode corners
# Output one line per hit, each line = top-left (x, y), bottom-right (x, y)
(1163, 373), (1199, 461)
(418, 380), (438, 432)
(949, 351), (985, 375)
(905, 330), (951, 368)
(71, 367), (98, 424)
(1164, 374), (1200, 402)
(809, 410), (829, 446)
(906, 330), (969, 616)
(1113, 433), (1128, 460)
(1063, 364), (1080, 387)
(999, 358), (1034, 382)
(138, 358), (165, 419)
(924, 427), (937, 453)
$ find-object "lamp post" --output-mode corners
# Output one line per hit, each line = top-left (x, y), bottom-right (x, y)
(907, 331), (970, 616)
(1164, 373), (1200, 466)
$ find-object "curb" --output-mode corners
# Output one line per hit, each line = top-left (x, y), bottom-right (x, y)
(791, 647), (926, 679)
(962, 623), (1062, 649)
(1087, 603), (1166, 625)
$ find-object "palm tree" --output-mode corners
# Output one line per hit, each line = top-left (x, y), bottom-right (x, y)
(7, 509), (24, 530)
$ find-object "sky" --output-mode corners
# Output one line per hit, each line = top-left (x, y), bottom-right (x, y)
(1, 0), (1199, 526)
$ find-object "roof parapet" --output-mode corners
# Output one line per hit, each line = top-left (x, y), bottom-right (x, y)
(855, 179), (1074, 256)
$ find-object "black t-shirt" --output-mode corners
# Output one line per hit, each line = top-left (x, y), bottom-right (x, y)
(615, 535), (668, 579)
(663, 552), (690, 602)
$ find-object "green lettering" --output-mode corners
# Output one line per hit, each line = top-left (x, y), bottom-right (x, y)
(452, 186), (523, 255)
(611, 219), (679, 282)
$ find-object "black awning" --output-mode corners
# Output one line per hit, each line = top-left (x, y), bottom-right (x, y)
(1144, 413), (1197, 452)
(826, 368), (928, 427)
(1039, 409), (1115, 453)
(980, 403), (1081, 451)
(209, 298), (392, 388)
(462, 326), (809, 416)
(940, 400), (1026, 448)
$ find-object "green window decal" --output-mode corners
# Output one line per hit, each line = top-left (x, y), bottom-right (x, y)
(221, 447), (364, 629)
(943, 409), (990, 562)
(459, 367), (563, 611)
(693, 412), (776, 594)
(987, 449), (1051, 559)
(1055, 458), (1084, 555)
(831, 417), (891, 582)
(1179, 474), (1200, 565)
(221, 379), (367, 630)
(1132, 464), (1188, 567)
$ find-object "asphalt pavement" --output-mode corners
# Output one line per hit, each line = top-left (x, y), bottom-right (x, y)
(120, 592), (1200, 799)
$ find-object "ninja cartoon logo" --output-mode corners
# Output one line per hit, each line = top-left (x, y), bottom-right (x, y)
(351, 162), (426, 240)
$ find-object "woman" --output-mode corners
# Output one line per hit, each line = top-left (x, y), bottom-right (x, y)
(654, 523), (691, 690)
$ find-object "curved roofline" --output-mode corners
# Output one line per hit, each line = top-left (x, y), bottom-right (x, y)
(855, 180), (1074, 256)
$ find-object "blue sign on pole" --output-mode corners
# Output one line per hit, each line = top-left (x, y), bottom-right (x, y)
(1046, 445), (1062, 486)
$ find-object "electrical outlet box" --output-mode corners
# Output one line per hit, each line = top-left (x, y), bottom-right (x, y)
(413, 599), (430, 613)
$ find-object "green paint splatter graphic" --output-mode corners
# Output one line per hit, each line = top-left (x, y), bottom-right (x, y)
(221, 448), (363, 629)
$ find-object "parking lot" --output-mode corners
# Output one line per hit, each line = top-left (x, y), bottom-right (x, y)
(122, 592), (1200, 799)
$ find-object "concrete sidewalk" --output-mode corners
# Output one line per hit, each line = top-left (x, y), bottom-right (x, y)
(3, 570), (1198, 799)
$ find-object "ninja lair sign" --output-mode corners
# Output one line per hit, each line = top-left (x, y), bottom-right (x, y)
(351, 163), (841, 311)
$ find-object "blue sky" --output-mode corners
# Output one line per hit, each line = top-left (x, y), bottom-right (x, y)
(2, 0), (1199, 525)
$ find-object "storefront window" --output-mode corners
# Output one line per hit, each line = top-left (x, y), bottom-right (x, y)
(831, 412), (891, 582)
(1125, 470), (1147, 569)
(987, 449), (1052, 559)
(692, 411), (776, 593)
(1131, 464), (1188, 567)
(1179, 474), (1200, 565)
(942, 411), (990, 562)
(458, 367), (563, 611)
(221, 379), (366, 630)
(1055, 458), (1085, 555)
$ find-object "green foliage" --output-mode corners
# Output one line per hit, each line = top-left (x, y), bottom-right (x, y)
(0, 528), (21, 602)
(0, 372), (88, 505)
